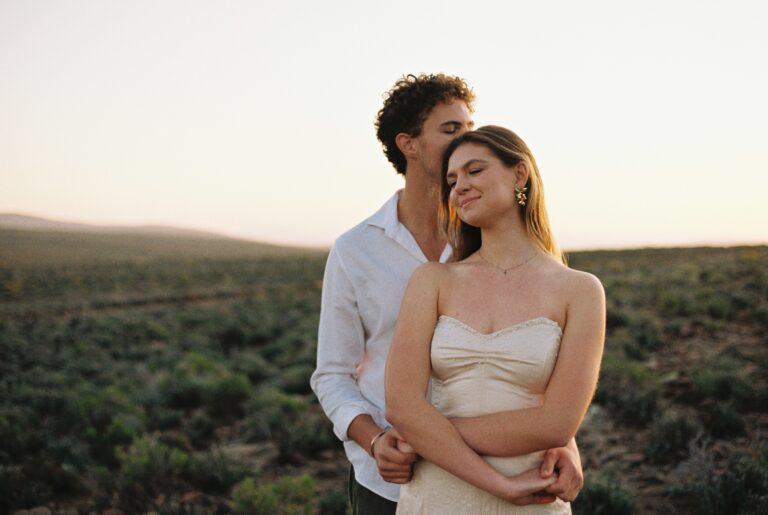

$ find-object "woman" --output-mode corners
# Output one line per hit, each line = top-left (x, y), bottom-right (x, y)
(384, 126), (606, 513)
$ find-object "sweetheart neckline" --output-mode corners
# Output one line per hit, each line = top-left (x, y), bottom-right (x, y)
(437, 314), (563, 338)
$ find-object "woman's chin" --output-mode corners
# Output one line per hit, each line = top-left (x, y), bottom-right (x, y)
(458, 215), (484, 228)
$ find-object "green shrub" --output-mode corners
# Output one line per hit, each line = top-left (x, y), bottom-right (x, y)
(593, 352), (660, 427)
(232, 474), (316, 514)
(572, 468), (636, 515)
(157, 370), (205, 409)
(688, 356), (755, 409)
(187, 447), (249, 495)
(245, 388), (336, 462)
(114, 434), (190, 512)
(627, 314), (663, 352)
(753, 304), (768, 329)
(157, 352), (252, 419)
(606, 302), (629, 329)
(231, 349), (274, 384)
(278, 364), (315, 395)
(319, 489), (348, 515)
(203, 372), (252, 420)
(65, 383), (147, 465)
(218, 325), (246, 354)
(182, 409), (215, 449)
(147, 405), (184, 430)
(671, 440), (768, 514)
(700, 402), (746, 439)
(659, 290), (693, 317)
(644, 412), (703, 464)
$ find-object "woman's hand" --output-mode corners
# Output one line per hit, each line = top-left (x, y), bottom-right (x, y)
(539, 442), (584, 501)
(499, 467), (559, 505)
(391, 427), (417, 455)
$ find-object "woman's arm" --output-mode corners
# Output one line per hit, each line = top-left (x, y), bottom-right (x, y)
(384, 263), (556, 502)
(450, 271), (606, 457)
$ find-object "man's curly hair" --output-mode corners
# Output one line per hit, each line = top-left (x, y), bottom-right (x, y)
(375, 73), (475, 175)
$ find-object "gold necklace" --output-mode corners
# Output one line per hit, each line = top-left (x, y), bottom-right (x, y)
(478, 249), (538, 275)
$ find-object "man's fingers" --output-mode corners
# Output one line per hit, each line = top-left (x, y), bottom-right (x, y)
(382, 471), (413, 484)
(378, 462), (411, 473)
(381, 447), (418, 465)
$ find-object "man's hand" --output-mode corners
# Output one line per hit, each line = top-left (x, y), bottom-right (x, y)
(372, 428), (418, 484)
(538, 440), (584, 502)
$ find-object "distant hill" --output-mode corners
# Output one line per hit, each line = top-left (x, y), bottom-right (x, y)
(0, 213), (326, 266)
(0, 213), (239, 239)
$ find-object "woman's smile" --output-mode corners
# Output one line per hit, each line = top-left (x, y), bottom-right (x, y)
(460, 196), (480, 209)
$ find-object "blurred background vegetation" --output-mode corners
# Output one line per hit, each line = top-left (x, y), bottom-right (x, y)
(1, 226), (766, 514)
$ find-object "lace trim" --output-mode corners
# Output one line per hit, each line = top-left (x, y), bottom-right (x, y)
(438, 314), (563, 338)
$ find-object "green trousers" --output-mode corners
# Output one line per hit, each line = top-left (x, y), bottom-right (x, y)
(348, 465), (398, 515)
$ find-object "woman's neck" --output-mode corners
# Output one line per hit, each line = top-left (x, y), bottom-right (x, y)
(479, 214), (539, 266)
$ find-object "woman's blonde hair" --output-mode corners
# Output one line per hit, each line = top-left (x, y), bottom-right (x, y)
(439, 125), (567, 265)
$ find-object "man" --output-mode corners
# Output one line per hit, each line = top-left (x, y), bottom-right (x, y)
(310, 74), (584, 514)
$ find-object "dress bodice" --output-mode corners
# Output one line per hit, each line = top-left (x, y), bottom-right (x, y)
(430, 315), (563, 419)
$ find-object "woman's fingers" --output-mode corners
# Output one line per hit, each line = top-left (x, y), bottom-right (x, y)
(396, 439), (416, 454)
(510, 493), (557, 505)
(539, 449), (558, 477)
(510, 467), (559, 497)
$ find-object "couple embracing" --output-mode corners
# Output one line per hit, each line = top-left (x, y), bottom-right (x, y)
(310, 73), (606, 514)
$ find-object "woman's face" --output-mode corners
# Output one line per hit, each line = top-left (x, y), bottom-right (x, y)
(445, 142), (522, 227)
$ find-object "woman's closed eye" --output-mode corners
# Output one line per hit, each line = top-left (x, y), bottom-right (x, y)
(448, 169), (482, 189)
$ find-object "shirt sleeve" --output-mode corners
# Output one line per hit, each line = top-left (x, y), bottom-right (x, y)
(310, 243), (381, 442)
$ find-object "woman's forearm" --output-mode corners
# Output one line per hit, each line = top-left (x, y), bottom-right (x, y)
(450, 405), (576, 457)
(386, 399), (510, 498)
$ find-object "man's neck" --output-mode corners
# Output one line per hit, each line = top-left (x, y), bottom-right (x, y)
(398, 166), (447, 262)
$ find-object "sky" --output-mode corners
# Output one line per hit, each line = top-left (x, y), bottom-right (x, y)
(1, 0), (766, 250)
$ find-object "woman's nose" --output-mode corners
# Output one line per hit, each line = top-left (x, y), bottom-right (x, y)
(455, 176), (470, 192)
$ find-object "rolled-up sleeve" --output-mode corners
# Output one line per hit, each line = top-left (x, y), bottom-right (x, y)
(310, 243), (380, 442)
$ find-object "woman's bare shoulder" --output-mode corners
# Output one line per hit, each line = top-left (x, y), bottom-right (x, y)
(556, 265), (605, 311)
(536, 257), (605, 305)
(409, 261), (451, 288)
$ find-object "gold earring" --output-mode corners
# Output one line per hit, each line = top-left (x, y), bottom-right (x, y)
(515, 185), (528, 206)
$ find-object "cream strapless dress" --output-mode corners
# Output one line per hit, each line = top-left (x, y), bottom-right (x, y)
(396, 314), (571, 515)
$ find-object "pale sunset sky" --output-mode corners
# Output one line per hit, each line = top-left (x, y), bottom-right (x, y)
(1, 0), (766, 250)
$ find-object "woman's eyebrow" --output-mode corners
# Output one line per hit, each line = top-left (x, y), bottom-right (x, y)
(447, 159), (488, 179)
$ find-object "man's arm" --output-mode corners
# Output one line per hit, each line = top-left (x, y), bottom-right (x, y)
(309, 243), (416, 482)
(310, 244), (380, 442)
(450, 273), (606, 457)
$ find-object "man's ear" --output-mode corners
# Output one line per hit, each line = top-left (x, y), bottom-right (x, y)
(395, 132), (419, 161)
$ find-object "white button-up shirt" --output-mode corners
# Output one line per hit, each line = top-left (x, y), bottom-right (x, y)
(310, 188), (453, 501)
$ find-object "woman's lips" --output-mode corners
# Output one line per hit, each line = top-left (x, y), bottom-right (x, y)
(461, 197), (479, 208)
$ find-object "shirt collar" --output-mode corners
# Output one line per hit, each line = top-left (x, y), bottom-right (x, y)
(366, 188), (453, 263)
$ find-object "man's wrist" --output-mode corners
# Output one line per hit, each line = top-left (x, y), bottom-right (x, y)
(347, 414), (385, 452)
(369, 429), (388, 457)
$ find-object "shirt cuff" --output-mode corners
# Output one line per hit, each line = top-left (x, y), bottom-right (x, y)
(332, 403), (380, 442)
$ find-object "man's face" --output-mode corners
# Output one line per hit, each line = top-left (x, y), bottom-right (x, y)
(413, 100), (474, 178)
